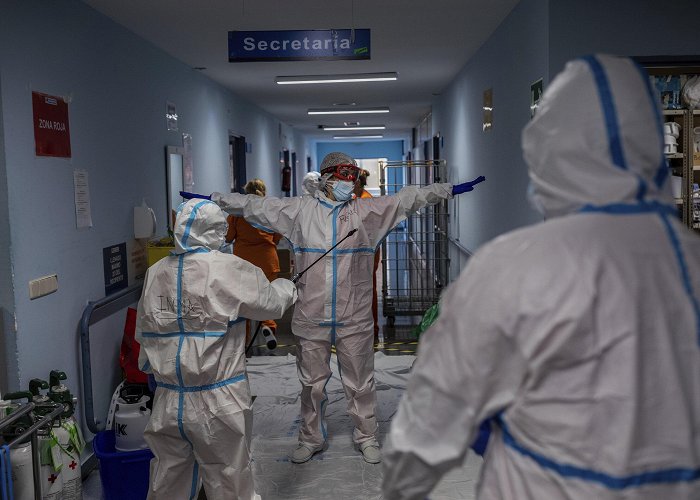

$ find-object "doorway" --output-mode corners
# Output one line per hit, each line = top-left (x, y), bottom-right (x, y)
(291, 151), (297, 197)
(229, 134), (246, 193)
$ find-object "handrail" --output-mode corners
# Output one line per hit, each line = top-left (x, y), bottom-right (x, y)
(80, 283), (143, 434)
(7, 404), (65, 448)
(0, 402), (35, 431)
(448, 237), (474, 257)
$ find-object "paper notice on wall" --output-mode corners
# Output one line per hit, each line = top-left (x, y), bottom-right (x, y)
(127, 239), (147, 285)
(73, 169), (93, 228)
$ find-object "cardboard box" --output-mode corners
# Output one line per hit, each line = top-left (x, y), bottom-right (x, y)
(693, 152), (700, 167)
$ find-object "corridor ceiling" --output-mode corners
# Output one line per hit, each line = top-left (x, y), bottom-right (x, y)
(81, 0), (519, 141)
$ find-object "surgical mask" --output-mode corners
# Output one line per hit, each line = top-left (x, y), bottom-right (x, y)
(332, 180), (355, 202)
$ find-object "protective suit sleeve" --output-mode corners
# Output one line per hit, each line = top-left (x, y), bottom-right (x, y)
(359, 183), (453, 248)
(233, 263), (297, 322)
(137, 343), (153, 374)
(396, 183), (453, 214)
(382, 249), (528, 499)
(212, 192), (304, 237)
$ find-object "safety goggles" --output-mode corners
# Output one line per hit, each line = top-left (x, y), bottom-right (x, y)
(320, 163), (360, 182)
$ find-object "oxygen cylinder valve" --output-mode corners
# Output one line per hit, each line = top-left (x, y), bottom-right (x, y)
(49, 370), (75, 418)
(29, 378), (49, 397)
(29, 378), (57, 418)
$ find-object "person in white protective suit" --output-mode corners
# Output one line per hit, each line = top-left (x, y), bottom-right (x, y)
(301, 170), (320, 196)
(383, 54), (700, 500)
(181, 153), (485, 465)
(136, 199), (297, 500)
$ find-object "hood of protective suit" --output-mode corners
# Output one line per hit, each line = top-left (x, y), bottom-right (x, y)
(522, 54), (673, 219)
(302, 171), (320, 196)
(173, 199), (228, 254)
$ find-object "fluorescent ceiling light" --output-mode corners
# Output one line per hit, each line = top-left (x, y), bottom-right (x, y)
(333, 135), (384, 139)
(308, 107), (390, 115)
(276, 72), (397, 85)
(322, 125), (385, 131)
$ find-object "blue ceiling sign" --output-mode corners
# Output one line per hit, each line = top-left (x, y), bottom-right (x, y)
(228, 29), (371, 62)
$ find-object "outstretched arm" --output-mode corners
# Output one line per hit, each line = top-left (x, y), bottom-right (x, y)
(211, 192), (306, 237)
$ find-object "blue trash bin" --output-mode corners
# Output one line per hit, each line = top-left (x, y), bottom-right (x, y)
(93, 430), (153, 500)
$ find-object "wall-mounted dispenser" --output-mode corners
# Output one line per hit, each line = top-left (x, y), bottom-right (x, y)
(134, 199), (156, 239)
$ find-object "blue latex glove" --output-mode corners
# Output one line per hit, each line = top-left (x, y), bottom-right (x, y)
(147, 374), (157, 392)
(470, 419), (492, 456)
(180, 191), (211, 200)
(452, 175), (486, 195)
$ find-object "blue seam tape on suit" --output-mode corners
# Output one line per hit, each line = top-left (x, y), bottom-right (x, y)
(583, 55), (651, 201)
(500, 418), (700, 488)
(580, 201), (700, 343)
(157, 373), (247, 393)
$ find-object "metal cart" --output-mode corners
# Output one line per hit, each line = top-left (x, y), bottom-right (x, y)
(379, 159), (449, 326)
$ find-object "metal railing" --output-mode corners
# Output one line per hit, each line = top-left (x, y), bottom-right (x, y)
(379, 160), (450, 323)
(80, 283), (143, 434)
(0, 402), (66, 500)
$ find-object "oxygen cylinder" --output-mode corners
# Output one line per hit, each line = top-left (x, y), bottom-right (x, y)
(29, 379), (63, 500)
(48, 370), (84, 500)
(2, 393), (36, 500)
(114, 385), (151, 452)
(9, 442), (33, 500)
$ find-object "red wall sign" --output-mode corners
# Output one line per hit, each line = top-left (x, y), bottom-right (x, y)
(32, 91), (71, 158)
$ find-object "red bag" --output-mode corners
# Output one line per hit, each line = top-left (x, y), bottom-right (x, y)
(119, 307), (148, 384)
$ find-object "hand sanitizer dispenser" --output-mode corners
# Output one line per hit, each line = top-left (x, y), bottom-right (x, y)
(134, 199), (156, 239)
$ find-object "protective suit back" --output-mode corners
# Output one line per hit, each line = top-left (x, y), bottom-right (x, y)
(384, 55), (700, 500)
(136, 199), (295, 500)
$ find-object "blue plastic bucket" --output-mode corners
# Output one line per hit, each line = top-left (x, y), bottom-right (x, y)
(93, 430), (153, 500)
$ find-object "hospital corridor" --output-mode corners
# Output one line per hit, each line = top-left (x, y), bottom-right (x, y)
(2, 1), (700, 500)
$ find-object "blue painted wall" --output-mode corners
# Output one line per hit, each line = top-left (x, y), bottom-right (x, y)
(0, 1), (306, 423)
(433, 0), (549, 270)
(434, 0), (700, 280)
(548, 0), (700, 76)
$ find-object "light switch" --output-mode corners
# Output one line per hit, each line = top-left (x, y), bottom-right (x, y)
(29, 274), (58, 299)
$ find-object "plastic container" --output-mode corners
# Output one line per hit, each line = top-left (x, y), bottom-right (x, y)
(146, 244), (174, 267)
(114, 395), (151, 452)
(93, 430), (153, 500)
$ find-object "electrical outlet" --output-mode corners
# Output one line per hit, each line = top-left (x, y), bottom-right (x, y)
(29, 274), (58, 299)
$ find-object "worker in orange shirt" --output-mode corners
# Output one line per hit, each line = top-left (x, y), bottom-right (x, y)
(226, 179), (282, 351)
(354, 169), (381, 342)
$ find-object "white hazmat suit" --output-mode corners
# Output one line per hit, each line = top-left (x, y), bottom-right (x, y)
(136, 199), (296, 500)
(384, 54), (700, 499)
(212, 164), (453, 457)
